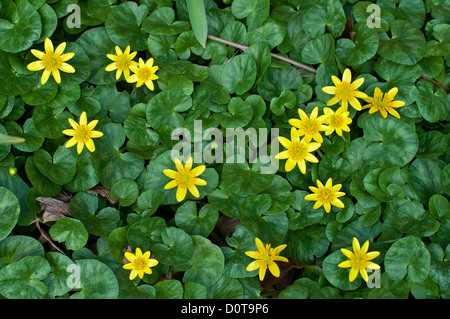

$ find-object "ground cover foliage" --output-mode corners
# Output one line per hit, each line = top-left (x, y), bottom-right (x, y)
(0, 0), (449, 299)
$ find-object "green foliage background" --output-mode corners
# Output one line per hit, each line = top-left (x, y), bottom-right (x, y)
(0, 0), (449, 299)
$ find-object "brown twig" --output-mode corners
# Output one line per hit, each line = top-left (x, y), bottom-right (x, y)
(207, 34), (318, 74)
(421, 74), (450, 91)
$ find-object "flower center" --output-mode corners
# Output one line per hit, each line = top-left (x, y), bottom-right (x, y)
(318, 187), (334, 203)
(42, 54), (62, 71)
(133, 257), (147, 270)
(74, 125), (91, 143)
(116, 55), (131, 70)
(138, 67), (152, 81)
(329, 114), (344, 128)
(336, 83), (352, 99)
(302, 119), (319, 135)
(352, 253), (367, 269)
(288, 142), (307, 161)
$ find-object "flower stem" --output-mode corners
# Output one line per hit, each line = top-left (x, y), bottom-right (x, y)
(207, 34), (317, 74)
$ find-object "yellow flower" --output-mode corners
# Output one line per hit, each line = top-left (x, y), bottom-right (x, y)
(163, 157), (207, 202)
(127, 57), (159, 91)
(105, 45), (139, 80)
(362, 87), (405, 119)
(275, 127), (321, 174)
(62, 112), (103, 154)
(304, 178), (345, 213)
(245, 238), (289, 281)
(323, 106), (352, 136)
(27, 38), (75, 85)
(322, 68), (367, 111)
(288, 107), (328, 143)
(123, 247), (159, 280)
(338, 237), (380, 282)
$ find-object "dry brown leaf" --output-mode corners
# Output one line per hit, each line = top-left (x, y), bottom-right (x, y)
(36, 196), (72, 223)
(87, 186), (118, 204)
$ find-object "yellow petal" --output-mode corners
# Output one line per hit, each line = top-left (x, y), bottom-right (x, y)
(164, 180), (178, 190)
(176, 186), (187, 202)
(105, 62), (118, 72)
(106, 53), (118, 61)
(65, 137), (78, 148)
(268, 261), (280, 277)
(79, 112), (87, 126)
(62, 129), (75, 136)
(342, 68), (352, 84)
(68, 118), (79, 130)
(60, 63), (75, 73)
(322, 86), (337, 94)
(193, 178), (207, 186)
(338, 260), (353, 268)
(145, 80), (155, 91)
(27, 61), (45, 71)
(190, 165), (206, 177)
(349, 267), (359, 282)
(76, 141), (84, 154)
(54, 42), (67, 56)
(163, 169), (178, 179)
(52, 69), (61, 84)
(285, 158), (296, 172)
(352, 237), (361, 254)
(31, 49), (45, 59)
(61, 52), (75, 62)
(44, 38), (54, 54)
(85, 138), (95, 152)
(41, 69), (51, 85)
(340, 248), (354, 260)
(187, 184), (200, 198)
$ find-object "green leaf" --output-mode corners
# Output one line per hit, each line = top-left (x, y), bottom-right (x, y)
(417, 130), (448, 159)
(127, 217), (167, 253)
(287, 225), (329, 265)
(359, 114), (419, 168)
(0, 235), (44, 268)
(182, 235), (224, 288)
(152, 227), (194, 270)
(147, 90), (191, 129)
(75, 27), (116, 85)
(0, 187), (20, 241)
(378, 20), (427, 65)
(142, 7), (190, 36)
(33, 146), (77, 185)
(416, 79), (447, 123)
(0, 0), (42, 53)
(70, 259), (119, 299)
(384, 236), (431, 283)
(239, 194), (289, 245)
(186, 0), (208, 47)
(105, 2), (149, 51)
(5, 119), (45, 153)
(336, 23), (379, 66)
(110, 179), (139, 207)
(175, 201), (219, 237)
(408, 158), (445, 205)
(0, 256), (51, 299)
(206, 274), (243, 298)
(155, 279), (184, 299)
(70, 192), (120, 236)
(49, 217), (89, 251)
(302, 0), (346, 38)
(44, 252), (75, 297)
(221, 55), (257, 96)
(231, 0), (270, 30)
(25, 156), (61, 197)
(221, 162), (274, 196)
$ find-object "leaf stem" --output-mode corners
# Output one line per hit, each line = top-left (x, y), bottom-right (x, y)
(207, 34), (318, 74)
